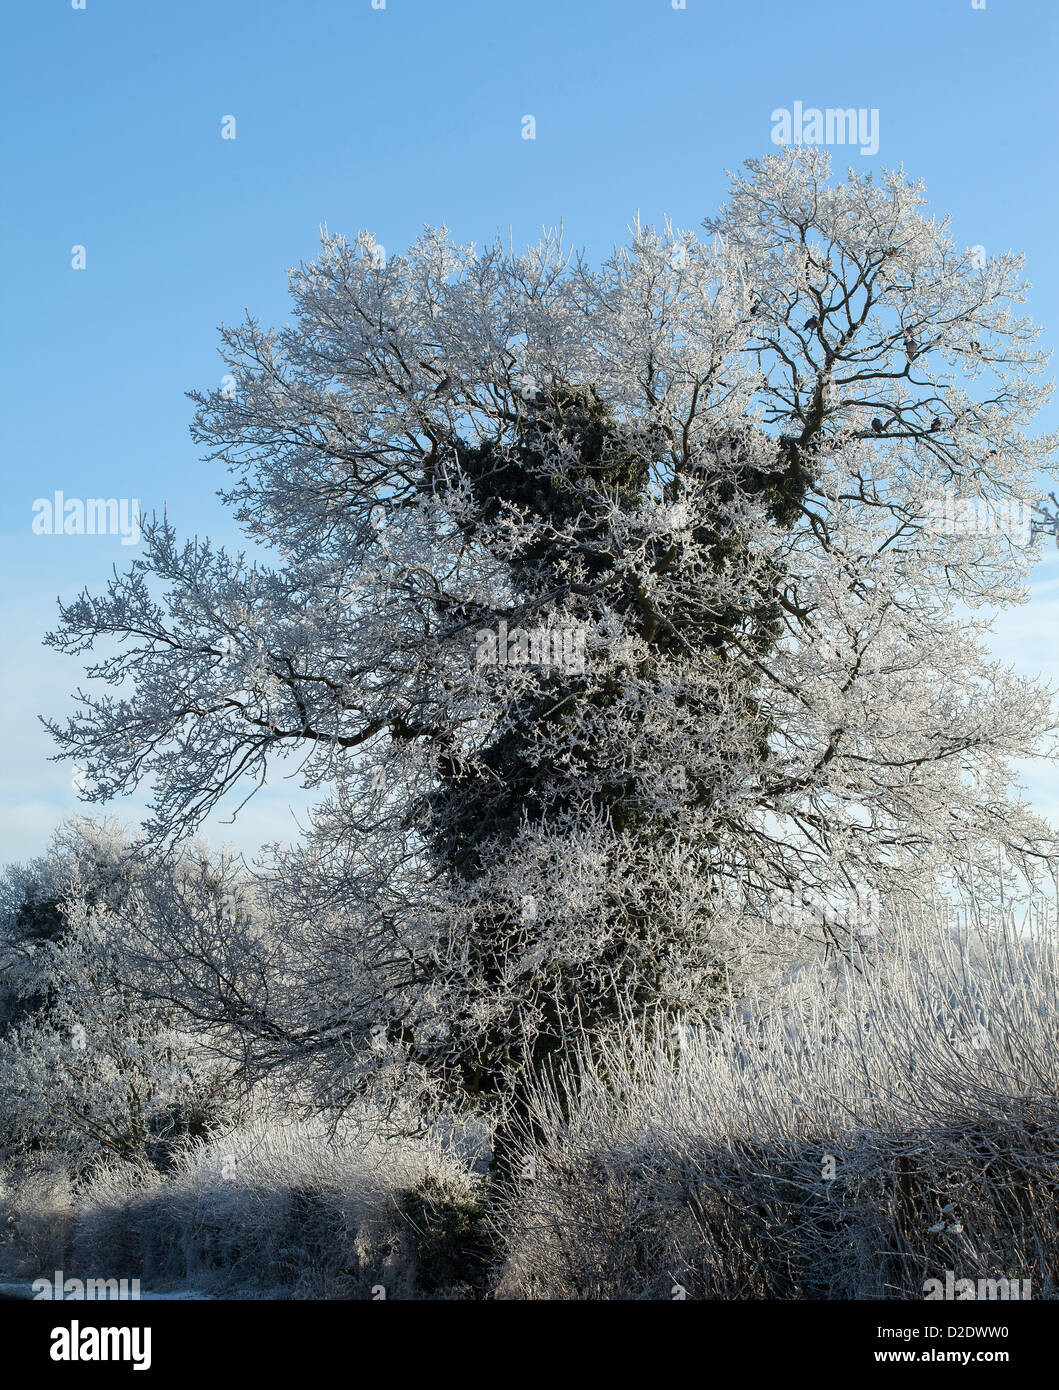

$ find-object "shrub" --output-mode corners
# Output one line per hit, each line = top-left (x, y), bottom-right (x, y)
(498, 904), (1059, 1299)
(1, 1105), (487, 1299)
(394, 1174), (496, 1298)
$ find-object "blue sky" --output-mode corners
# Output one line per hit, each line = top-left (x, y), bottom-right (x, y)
(3, 0), (1058, 866)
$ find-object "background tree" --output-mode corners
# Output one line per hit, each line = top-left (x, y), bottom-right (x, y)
(0, 822), (240, 1171)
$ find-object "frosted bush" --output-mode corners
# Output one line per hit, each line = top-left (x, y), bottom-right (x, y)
(499, 901), (1059, 1299)
(7, 1104), (488, 1299)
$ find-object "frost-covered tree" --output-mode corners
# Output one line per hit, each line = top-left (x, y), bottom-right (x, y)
(0, 819), (137, 1036)
(0, 822), (238, 1170)
(44, 150), (1058, 1143)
